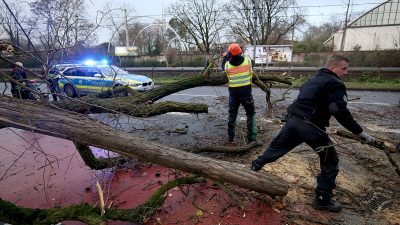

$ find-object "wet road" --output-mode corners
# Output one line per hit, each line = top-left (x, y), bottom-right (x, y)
(1, 81), (398, 105)
(164, 86), (400, 106)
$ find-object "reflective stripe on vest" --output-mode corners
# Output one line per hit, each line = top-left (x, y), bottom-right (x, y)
(225, 57), (252, 88)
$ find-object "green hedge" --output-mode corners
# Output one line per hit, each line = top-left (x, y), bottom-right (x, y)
(275, 50), (400, 67)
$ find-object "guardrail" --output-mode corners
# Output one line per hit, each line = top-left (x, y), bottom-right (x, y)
(1, 67), (399, 73)
(122, 67), (400, 72)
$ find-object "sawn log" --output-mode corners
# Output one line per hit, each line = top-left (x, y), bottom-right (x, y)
(0, 96), (289, 196)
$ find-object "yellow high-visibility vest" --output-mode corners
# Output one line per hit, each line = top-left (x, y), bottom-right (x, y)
(225, 57), (253, 88)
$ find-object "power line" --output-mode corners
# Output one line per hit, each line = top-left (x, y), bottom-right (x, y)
(85, 2), (382, 21)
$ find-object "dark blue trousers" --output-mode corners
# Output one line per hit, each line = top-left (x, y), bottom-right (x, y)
(228, 94), (257, 142)
(253, 115), (339, 192)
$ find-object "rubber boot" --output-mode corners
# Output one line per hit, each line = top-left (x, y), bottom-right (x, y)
(313, 190), (342, 212)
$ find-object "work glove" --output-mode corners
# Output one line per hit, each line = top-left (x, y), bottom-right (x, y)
(358, 132), (375, 144)
(222, 50), (231, 59)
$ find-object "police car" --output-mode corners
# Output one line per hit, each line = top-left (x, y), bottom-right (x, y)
(56, 61), (154, 97)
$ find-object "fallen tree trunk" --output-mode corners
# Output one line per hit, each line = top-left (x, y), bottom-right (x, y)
(335, 129), (400, 176)
(74, 142), (127, 170)
(184, 141), (262, 154)
(0, 175), (204, 224)
(0, 96), (289, 196)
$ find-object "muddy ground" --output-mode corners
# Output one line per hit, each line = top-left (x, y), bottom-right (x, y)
(1, 87), (399, 225)
(91, 87), (400, 225)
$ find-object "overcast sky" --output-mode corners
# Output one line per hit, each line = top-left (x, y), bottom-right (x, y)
(85, 0), (382, 43)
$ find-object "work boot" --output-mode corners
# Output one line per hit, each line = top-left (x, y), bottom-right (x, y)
(251, 160), (262, 172)
(313, 190), (342, 212)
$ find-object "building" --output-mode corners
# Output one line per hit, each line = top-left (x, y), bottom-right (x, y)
(325, 0), (400, 51)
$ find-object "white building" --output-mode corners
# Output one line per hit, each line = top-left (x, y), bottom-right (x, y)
(325, 0), (400, 51)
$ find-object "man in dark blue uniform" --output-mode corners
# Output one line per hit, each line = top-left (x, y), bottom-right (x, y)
(251, 55), (374, 212)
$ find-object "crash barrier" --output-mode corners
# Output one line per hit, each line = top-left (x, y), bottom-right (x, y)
(122, 67), (400, 78)
(1, 67), (400, 79)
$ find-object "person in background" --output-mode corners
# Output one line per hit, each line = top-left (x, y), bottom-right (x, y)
(222, 43), (257, 144)
(251, 55), (374, 212)
(10, 62), (28, 99)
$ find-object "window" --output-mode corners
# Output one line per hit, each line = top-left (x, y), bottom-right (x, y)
(75, 68), (87, 77)
(371, 12), (378, 25)
(86, 67), (101, 77)
(63, 68), (77, 76)
(364, 13), (372, 26)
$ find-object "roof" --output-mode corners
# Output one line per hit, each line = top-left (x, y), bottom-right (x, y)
(347, 0), (400, 28)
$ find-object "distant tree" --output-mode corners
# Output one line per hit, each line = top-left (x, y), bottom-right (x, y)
(168, 0), (224, 53)
(224, 0), (304, 45)
(0, 1), (29, 47)
(151, 35), (162, 55)
(118, 22), (166, 55)
(28, 0), (100, 62)
(167, 18), (189, 40)
(102, 2), (136, 48)
(166, 17), (191, 49)
(294, 21), (341, 52)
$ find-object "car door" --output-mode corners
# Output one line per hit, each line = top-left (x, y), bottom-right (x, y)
(62, 67), (86, 96)
(86, 67), (112, 93)
(73, 67), (92, 95)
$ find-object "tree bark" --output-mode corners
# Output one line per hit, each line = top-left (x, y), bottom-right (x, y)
(335, 129), (400, 177)
(74, 142), (127, 170)
(0, 96), (289, 196)
(0, 175), (204, 224)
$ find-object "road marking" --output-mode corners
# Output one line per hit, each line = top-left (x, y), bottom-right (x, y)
(171, 93), (266, 97)
(172, 93), (217, 97)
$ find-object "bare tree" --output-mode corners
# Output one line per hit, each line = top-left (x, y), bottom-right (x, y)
(102, 2), (136, 48)
(0, 1), (28, 47)
(120, 22), (165, 55)
(28, 0), (100, 63)
(168, 0), (224, 53)
(295, 20), (341, 52)
(225, 0), (304, 45)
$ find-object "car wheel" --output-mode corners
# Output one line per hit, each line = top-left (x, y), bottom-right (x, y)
(64, 84), (77, 98)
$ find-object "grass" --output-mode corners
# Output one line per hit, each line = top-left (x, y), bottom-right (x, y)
(153, 76), (187, 85)
(344, 81), (400, 91)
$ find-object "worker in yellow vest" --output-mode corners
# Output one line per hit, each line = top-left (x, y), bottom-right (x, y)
(222, 43), (257, 144)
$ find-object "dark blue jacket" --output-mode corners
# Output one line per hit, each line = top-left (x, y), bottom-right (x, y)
(11, 68), (27, 80)
(287, 68), (363, 134)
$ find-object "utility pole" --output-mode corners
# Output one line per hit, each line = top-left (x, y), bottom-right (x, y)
(162, 0), (165, 52)
(47, 18), (50, 49)
(75, 14), (78, 56)
(46, 18), (51, 62)
(252, 0), (258, 64)
(124, 8), (129, 48)
(340, 0), (351, 52)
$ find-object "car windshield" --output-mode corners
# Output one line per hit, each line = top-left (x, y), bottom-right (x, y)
(98, 65), (129, 77)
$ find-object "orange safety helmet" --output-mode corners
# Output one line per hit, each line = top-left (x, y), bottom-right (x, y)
(228, 43), (242, 56)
